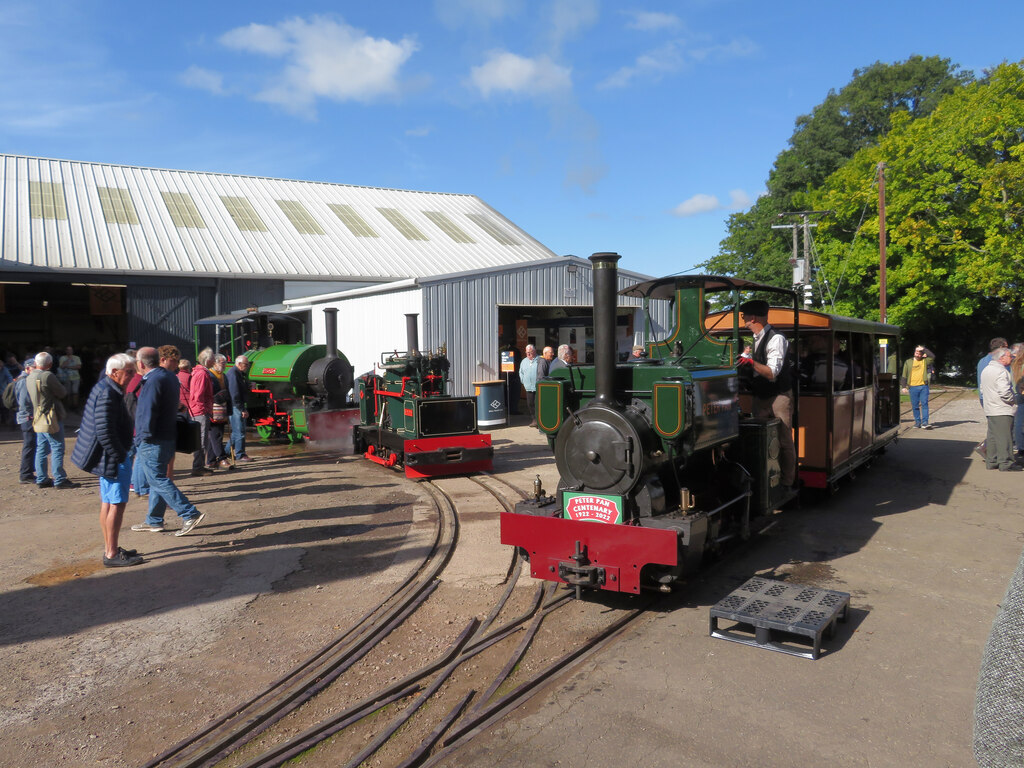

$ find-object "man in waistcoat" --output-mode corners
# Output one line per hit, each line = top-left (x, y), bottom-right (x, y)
(737, 300), (797, 491)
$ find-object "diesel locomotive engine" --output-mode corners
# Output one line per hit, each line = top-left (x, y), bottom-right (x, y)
(353, 314), (493, 479)
(501, 252), (794, 594)
(246, 308), (355, 442)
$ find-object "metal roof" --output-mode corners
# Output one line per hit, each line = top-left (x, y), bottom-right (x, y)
(621, 274), (797, 300)
(0, 154), (558, 281)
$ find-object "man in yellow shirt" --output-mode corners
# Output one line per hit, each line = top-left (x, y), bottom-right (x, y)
(901, 345), (936, 429)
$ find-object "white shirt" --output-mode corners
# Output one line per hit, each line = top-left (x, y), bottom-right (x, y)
(753, 325), (788, 380)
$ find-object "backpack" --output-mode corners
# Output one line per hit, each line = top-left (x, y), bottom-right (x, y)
(2, 380), (16, 410)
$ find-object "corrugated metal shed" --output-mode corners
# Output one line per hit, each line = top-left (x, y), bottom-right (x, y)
(288, 256), (672, 396)
(0, 154), (558, 282)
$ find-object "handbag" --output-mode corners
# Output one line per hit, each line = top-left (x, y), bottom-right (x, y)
(32, 379), (56, 433)
(176, 416), (201, 454)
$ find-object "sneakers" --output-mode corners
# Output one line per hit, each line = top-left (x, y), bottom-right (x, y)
(922, 424), (933, 430)
(175, 512), (205, 537)
(1000, 464), (1024, 472)
(103, 548), (144, 568)
(131, 522), (166, 532)
(36, 479), (53, 488)
(20, 477), (35, 484)
(54, 480), (79, 489)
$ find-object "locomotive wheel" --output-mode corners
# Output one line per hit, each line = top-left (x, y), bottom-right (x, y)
(256, 424), (275, 442)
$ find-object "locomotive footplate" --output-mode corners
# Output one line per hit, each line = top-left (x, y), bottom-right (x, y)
(709, 576), (850, 660)
(500, 511), (677, 594)
(403, 434), (493, 479)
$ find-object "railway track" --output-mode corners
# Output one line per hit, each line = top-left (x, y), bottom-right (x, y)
(142, 471), (649, 768)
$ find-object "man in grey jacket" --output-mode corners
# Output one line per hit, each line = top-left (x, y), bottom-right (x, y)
(14, 357), (37, 483)
(27, 351), (77, 489)
(980, 346), (1019, 471)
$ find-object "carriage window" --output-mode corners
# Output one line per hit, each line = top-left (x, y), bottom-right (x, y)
(798, 332), (832, 392)
(851, 334), (873, 388)
(833, 333), (853, 391)
(877, 335), (898, 374)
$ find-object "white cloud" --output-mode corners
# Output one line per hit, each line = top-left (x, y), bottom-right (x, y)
(624, 10), (682, 31)
(469, 51), (571, 98)
(672, 193), (722, 218)
(600, 35), (756, 89)
(405, 125), (432, 137)
(599, 41), (683, 89)
(180, 65), (225, 95)
(546, 0), (600, 51)
(729, 189), (752, 209)
(671, 189), (754, 218)
(219, 16), (418, 116)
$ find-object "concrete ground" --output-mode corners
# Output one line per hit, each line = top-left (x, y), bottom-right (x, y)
(452, 392), (1022, 768)
(0, 390), (1018, 767)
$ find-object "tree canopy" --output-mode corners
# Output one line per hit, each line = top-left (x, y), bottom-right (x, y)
(702, 56), (971, 287)
(808, 61), (1024, 361)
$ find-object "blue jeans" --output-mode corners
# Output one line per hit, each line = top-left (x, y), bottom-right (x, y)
(137, 439), (199, 525)
(229, 409), (246, 457)
(909, 384), (929, 426)
(129, 446), (148, 496)
(35, 427), (67, 485)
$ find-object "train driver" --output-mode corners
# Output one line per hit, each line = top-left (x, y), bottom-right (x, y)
(737, 300), (797, 492)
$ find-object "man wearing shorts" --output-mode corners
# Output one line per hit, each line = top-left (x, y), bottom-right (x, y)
(70, 353), (143, 566)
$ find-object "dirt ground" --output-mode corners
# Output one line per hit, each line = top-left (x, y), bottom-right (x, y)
(1, 393), (1020, 768)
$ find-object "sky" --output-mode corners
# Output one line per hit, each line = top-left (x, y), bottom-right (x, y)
(1, 0), (1022, 280)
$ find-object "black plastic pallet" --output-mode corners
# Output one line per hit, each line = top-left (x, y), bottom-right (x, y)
(709, 577), (850, 660)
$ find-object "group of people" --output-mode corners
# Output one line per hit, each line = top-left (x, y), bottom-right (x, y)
(518, 343), (574, 427)
(976, 336), (1024, 472)
(10, 341), (259, 569)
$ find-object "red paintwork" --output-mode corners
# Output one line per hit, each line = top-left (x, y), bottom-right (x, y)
(799, 469), (827, 489)
(499, 512), (679, 594)
(402, 433), (493, 479)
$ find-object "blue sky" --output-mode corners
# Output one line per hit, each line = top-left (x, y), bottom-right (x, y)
(1, 0), (1021, 279)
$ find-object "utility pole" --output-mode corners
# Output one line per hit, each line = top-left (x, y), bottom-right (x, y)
(878, 162), (887, 324)
(774, 210), (831, 306)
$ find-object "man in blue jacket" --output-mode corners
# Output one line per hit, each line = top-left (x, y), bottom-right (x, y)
(226, 354), (253, 462)
(130, 345), (205, 536)
(71, 353), (143, 567)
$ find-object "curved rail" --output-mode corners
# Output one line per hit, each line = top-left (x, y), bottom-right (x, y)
(143, 477), (458, 768)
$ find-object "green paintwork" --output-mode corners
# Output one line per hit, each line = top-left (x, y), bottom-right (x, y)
(247, 344), (334, 393)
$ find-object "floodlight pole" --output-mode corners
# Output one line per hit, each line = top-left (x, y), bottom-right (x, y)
(878, 162), (887, 324)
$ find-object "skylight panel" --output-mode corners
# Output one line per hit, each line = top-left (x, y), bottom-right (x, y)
(276, 200), (325, 235)
(328, 203), (378, 237)
(97, 187), (139, 225)
(161, 191), (207, 229)
(29, 181), (68, 220)
(221, 196), (268, 232)
(466, 213), (520, 246)
(377, 207), (428, 241)
(423, 210), (475, 244)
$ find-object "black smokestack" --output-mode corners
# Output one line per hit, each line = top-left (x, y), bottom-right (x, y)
(406, 314), (419, 354)
(323, 308), (338, 361)
(590, 252), (620, 406)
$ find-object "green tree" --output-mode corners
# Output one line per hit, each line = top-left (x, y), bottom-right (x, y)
(810, 61), (1024, 367)
(704, 56), (971, 286)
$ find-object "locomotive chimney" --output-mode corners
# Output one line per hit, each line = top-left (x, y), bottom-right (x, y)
(405, 313), (419, 354)
(590, 252), (620, 406)
(323, 308), (338, 361)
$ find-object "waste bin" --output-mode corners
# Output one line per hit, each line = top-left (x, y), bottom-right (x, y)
(473, 380), (507, 427)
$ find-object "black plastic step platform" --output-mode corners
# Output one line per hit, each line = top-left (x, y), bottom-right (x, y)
(709, 577), (850, 660)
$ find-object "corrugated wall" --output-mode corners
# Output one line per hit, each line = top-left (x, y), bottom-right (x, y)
(127, 284), (214, 353)
(127, 278), (284, 357)
(421, 261), (671, 396)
